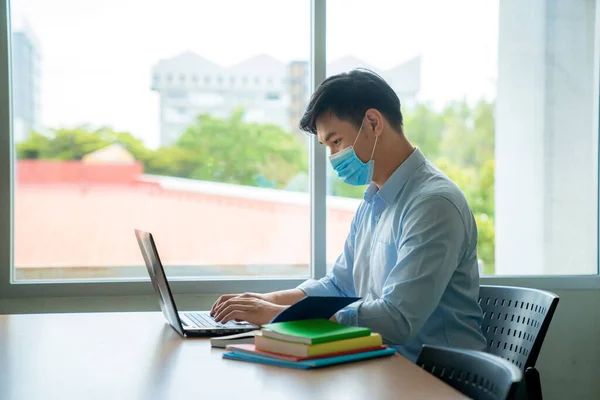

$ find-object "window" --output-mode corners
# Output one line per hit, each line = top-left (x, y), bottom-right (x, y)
(325, 0), (598, 276)
(2, 0), (599, 302)
(8, 0), (311, 283)
(166, 90), (186, 99)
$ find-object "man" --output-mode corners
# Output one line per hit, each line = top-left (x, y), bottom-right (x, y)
(211, 69), (487, 361)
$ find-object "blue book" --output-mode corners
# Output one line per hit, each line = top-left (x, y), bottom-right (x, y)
(269, 296), (361, 323)
(222, 347), (396, 369)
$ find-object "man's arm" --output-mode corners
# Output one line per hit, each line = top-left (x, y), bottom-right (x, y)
(263, 289), (307, 305)
(211, 207), (362, 324)
(294, 208), (360, 298)
(335, 196), (469, 344)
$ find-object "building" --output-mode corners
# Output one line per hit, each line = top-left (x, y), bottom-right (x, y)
(288, 60), (310, 134)
(11, 16), (41, 143)
(151, 52), (290, 146)
(151, 53), (422, 146)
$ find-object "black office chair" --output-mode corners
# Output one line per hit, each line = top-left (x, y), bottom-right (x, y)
(417, 345), (522, 400)
(478, 285), (559, 400)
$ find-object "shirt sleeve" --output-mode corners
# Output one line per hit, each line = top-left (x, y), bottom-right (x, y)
(296, 205), (362, 298)
(335, 195), (469, 344)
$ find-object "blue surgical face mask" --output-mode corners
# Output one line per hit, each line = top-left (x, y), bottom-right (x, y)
(329, 119), (378, 186)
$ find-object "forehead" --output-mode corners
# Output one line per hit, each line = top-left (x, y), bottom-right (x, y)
(315, 113), (352, 142)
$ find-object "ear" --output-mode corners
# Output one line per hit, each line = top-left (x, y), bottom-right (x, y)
(365, 109), (384, 137)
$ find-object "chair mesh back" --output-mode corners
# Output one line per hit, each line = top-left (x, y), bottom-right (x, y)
(417, 345), (522, 400)
(478, 285), (559, 370)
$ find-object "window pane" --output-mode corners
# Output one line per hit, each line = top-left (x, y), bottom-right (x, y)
(325, 0), (598, 276)
(11, 0), (311, 281)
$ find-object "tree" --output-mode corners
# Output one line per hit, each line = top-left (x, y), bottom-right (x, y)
(16, 126), (155, 163)
(15, 132), (51, 159)
(429, 100), (496, 273)
(16, 111), (310, 191)
(403, 102), (445, 156)
(162, 110), (309, 188)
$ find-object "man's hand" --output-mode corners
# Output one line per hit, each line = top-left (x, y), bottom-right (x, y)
(210, 292), (269, 316)
(210, 289), (306, 315)
(211, 293), (287, 326)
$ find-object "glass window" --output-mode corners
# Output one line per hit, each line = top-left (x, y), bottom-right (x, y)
(10, 0), (310, 281)
(326, 0), (598, 276)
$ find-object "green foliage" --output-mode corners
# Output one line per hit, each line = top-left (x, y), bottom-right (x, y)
(16, 126), (154, 163)
(414, 99), (496, 273)
(17, 110), (308, 191)
(169, 110), (308, 188)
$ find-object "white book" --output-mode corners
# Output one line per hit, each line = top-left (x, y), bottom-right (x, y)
(210, 330), (262, 348)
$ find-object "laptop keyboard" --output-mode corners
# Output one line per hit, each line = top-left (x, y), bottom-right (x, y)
(183, 312), (241, 329)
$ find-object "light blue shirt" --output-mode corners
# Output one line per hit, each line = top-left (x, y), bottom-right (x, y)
(298, 148), (486, 362)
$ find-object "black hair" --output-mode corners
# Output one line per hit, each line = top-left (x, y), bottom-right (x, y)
(299, 68), (403, 135)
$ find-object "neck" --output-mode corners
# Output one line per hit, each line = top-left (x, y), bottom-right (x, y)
(372, 132), (414, 188)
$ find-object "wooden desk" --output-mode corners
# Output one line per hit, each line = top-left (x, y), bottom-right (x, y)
(0, 312), (465, 400)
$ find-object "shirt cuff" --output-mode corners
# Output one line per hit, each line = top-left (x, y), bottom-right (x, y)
(335, 300), (362, 326)
(296, 279), (334, 297)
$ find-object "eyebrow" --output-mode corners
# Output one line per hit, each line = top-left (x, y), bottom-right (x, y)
(319, 131), (337, 145)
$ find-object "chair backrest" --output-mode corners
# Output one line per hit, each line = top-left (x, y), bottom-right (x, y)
(417, 345), (522, 400)
(478, 285), (559, 370)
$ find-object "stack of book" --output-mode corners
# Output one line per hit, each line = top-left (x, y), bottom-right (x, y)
(222, 319), (396, 369)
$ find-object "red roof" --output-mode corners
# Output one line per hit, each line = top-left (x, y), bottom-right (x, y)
(14, 161), (357, 270)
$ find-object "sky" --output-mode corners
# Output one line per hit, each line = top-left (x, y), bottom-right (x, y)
(11, 0), (498, 149)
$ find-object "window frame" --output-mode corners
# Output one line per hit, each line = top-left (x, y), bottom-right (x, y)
(0, 0), (599, 309)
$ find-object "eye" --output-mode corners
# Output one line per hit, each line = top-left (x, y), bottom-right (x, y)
(333, 138), (342, 146)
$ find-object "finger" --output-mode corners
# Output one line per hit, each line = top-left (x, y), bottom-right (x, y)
(210, 295), (229, 315)
(210, 294), (237, 315)
(220, 309), (253, 324)
(214, 303), (254, 322)
(214, 297), (256, 316)
(214, 304), (254, 322)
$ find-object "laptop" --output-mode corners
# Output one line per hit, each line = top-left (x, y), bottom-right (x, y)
(135, 229), (259, 337)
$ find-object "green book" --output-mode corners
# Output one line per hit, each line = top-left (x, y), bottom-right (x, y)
(261, 318), (371, 344)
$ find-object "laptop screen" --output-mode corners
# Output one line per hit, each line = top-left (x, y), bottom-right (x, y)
(135, 229), (185, 336)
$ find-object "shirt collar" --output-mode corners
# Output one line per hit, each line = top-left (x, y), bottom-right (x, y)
(363, 148), (426, 205)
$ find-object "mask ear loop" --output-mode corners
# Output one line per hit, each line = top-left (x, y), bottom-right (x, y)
(370, 136), (378, 160)
(352, 118), (366, 147)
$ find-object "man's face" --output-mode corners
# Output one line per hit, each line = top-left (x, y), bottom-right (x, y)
(316, 113), (374, 163)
